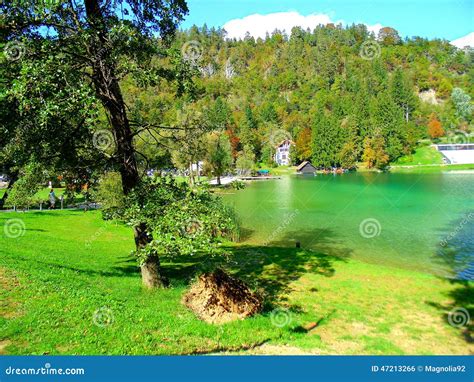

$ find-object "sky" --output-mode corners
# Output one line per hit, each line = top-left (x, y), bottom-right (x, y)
(181, 0), (473, 41)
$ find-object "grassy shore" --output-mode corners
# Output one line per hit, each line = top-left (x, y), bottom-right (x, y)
(1, 211), (471, 355)
(391, 146), (444, 166)
(388, 145), (474, 173)
(389, 163), (474, 173)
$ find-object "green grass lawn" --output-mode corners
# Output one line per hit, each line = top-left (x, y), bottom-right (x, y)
(0, 211), (472, 355)
(391, 146), (444, 166)
(0, 187), (88, 209)
(0, 187), (66, 200)
(267, 166), (296, 176)
(389, 163), (474, 173)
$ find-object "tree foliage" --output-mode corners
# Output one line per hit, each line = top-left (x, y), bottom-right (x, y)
(108, 175), (239, 265)
(427, 113), (444, 139)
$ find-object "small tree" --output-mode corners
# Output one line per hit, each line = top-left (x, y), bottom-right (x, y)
(362, 135), (389, 170)
(295, 127), (312, 161)
(109, 176), (239, 281)
(204, 132), (232, 185)
(451, 88), (473, 122)
(337, 141), (359, 169)
(93, 172), (125, 213)
(235, 145), (255, 175)
(6, 163), (43, 210)
(427, 113), (445, 139)
(378, 27), (401, 45)
(171, 107), (208, 185)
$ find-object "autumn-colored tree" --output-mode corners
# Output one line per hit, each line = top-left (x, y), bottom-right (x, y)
(362, 135), (389, 169)
(378, 27), (401, 45)
(427, 113), (444, 139)
(295, 127), (312, 161)
(226, 128), (241, 160)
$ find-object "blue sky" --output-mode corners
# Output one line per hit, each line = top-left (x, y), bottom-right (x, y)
(181, 0), (473, 41)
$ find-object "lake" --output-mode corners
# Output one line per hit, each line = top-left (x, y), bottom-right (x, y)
(224, 172), (474, 280)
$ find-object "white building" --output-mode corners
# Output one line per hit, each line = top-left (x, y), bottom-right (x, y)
(191, 161), (204, 175)
(274, 139), (294, 166)
(434, 144), (474, 164)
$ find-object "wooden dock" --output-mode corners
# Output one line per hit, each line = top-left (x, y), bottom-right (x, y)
(239, 176), (281, 180)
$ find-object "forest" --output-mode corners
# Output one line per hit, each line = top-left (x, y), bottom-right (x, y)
(123, 24), (473, 173)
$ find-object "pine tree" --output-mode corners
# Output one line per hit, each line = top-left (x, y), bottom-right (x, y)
(390, 68), (417, 123)
(312, 113), (341, 168)
(373, 90), (406, 161)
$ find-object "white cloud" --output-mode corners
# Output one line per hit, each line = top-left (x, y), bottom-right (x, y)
(365, 23), (383, 36)
(450, 32), (474, 49)
(222, 11), (383, 40)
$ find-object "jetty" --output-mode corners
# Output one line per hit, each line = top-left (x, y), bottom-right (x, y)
(239, 176), (281, 180)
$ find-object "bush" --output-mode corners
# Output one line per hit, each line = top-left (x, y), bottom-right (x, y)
(5, 163), (43, 209)
(93, 172), (124, 214)
(105, 175), (240, 265)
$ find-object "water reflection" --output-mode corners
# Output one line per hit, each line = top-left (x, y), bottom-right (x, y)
(435, 213), (474, 281)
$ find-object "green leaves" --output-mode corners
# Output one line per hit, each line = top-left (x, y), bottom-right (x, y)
(104, 175), (239, 264)
(6, 162), (44, 208)
(451, 88), (473, 121)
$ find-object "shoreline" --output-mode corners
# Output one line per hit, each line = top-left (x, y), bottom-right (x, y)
(268, 163), (474, 176)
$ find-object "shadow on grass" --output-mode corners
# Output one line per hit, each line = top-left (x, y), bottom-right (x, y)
(427, 281), (473, 344)
(428, 215), (473, 344)
(0, 211), (87, 219)
(22, 257), (140, 278)
(162, 228), (352, 307)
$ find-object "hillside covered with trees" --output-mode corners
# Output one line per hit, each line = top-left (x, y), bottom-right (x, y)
(121, 24), (473, 173)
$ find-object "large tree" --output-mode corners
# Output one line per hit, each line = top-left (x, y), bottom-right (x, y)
(2, 0), (188, 288)
(0, 40), (103, 207)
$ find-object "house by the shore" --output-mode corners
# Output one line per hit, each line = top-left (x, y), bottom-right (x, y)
(274, 139), (294, 166)
(296, 161), (317, 174)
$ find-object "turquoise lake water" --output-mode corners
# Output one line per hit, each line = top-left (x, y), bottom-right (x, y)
(223, 172), (474, 279)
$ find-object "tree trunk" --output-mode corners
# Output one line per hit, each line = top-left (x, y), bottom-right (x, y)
(196, 162), (200, 182)
(85, 0), (164, 288)
(188, 162), (195, 186)
(217, 174), (221, 185)
(134, 223), (167, 288)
